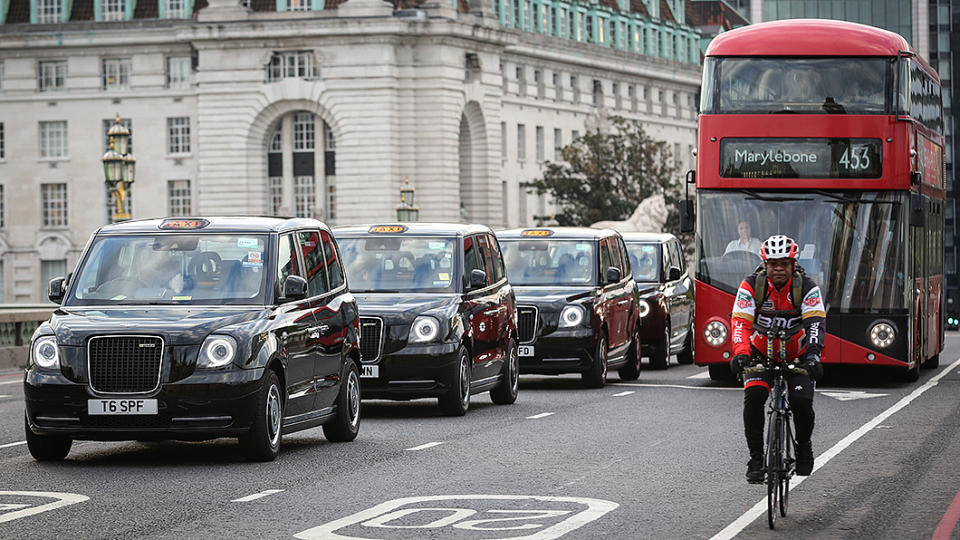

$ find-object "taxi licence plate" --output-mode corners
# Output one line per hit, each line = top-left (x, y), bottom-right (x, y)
(88, 399), (158, 415)
(518, 345), (535, 357)
(360, 365), (379, 378)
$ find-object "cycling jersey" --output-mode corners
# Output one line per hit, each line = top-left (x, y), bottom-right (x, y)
(731, 273), (826, 361)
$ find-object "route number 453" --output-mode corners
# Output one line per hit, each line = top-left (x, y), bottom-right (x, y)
(839, 146), (871, 170)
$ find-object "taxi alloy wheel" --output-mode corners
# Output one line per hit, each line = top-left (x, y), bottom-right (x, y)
(324, 360), (361, 442)
(650, 324), (670, 370)
(439, 348), (471, 416)
(491, 338), (519, 405)
(240, 370), (283, 462)
(618, 329), (641, 381)
(24, 415), (72, 462)
(583, 336), (608, 388)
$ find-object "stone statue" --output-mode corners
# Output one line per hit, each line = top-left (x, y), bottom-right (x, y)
(590, 193), (668, 233)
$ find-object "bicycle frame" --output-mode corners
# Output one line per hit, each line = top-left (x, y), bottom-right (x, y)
(762, 327), (798, 529)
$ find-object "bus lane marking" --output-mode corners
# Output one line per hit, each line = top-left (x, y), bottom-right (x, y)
(294, 494), (618, 540)
(232, 489), (284, 502)
(0, 380), (22, 386)
(406, 442), (444, 451)
(933, 485), (960, 540)
(687, 371), (712, 379)
(711, 356), (960, 540)
(611, 391), (634, 397)
(0, 491), (89, 524)
(0, 441), (26, 450)
(613, 382), (741, 391)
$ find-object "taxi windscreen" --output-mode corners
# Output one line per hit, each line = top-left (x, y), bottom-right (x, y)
(500, 239), (596, 286)
(624, 243), (661, 283)
(338, 236), (457, 293)
(67, 234), (269, 305)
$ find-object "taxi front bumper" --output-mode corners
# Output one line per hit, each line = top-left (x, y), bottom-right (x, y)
(359, 342), (461, 399)
(518, 328), (596, 375)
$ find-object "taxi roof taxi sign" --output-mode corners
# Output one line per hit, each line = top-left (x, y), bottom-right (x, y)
(369, 225), (408, 234)
(159, 219), (210, 230)
(521, 229), (553, 237)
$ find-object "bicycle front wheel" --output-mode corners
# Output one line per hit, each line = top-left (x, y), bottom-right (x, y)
(780, 415), (794, 517)
(766, 412), (781, 529)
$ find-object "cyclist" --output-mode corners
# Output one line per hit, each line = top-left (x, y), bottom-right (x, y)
(729, 235), (826, 483)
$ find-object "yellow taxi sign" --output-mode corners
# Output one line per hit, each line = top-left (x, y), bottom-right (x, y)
(521, 229), (553, 237)
(159, 219), (209, 230)
(369, 225), (408, 234)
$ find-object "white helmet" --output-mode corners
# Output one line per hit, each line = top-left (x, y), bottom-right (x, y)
(760, 235), (799, 261)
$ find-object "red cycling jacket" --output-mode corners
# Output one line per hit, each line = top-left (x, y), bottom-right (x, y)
(730, 273), (826, 361)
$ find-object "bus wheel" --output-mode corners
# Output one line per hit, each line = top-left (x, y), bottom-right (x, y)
(923, 354), (940, 370)
(901, 361), (921, 382)
(708, 364), (732, 381)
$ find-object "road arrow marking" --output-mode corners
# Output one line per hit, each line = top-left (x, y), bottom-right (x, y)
(406, 442), (444, 451)
(611, 391), (634, 397)
(820, 390), (888, 401)
(232, 489), (284, 502)
(0, 441), (26, 449)
(0, 492), (89, 524)
(526, 412), (555, 419)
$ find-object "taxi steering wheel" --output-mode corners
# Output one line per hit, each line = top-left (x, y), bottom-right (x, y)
(189, 252), (223, 284)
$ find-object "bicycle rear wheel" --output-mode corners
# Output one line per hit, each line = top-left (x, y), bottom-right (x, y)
(780, 415), (794, 517)
(766, 412), (780, 529)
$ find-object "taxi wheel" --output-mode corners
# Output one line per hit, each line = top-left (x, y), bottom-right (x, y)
(323, 359), (361, 442)
(677, 325), (695, 365)
(439, 347), (471, 416)
(24, 416), (71, 461)
(490, 338), (520, 405)
(649, 324), (670, 370)
(582, 336), (608, 388)
(618, 329), (641, 381)
(240, 370), (283, 462)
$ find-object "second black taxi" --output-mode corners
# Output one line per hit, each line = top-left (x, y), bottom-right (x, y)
(496, 227), (641, 388)
(335, 223), (519, 416)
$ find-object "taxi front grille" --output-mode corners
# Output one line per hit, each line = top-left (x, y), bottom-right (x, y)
(88, 336), (163, 394)
(517, 306), (538, 344)
(359, 317), (383, 363)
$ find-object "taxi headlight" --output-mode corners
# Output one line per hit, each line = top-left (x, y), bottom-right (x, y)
(198, 335), (238, 368)
(409, 316), (440, 343)
(868, 321), (895, 349)
(32, 336), (60, 369)
(704, 321), (728, 347)
(638, 299), (651, 318)
(558, 305), (586, 328)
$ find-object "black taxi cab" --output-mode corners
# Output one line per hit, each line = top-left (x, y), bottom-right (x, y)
(495, 227), (641, 388)
(24, 217), (362, 462)
(334, 223), (519, 416)
(622, 232), (695, 369)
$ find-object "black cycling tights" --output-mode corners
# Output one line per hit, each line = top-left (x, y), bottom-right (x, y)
(743, 386), (815, 456)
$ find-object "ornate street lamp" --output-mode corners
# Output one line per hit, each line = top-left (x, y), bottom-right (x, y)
(396, 176), (419, 222)
(102, 114), (134, 222)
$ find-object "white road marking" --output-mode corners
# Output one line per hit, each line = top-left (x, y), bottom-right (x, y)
(821, 390), (888, 401)
(710, 355), (960, 540)
(611, 391), (635, 397)
(406, 442), (444, 451)
(614, 383), (741, 391)
(526, 412), (555, 419)
(0, 395), (10, 398)
(0, 380), (21, 386)
(687, 371), (712, 379)
(0, 492), (89, 524)
(231, 489), (284, 502)
(0, 441), (26, 450)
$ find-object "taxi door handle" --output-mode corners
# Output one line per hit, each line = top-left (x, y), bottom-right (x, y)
(616, 300), (630, 306)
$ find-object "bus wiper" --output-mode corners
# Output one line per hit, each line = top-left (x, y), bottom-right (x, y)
(810, 190), (899, 204)
(771, 109), (799, 114)
(743, 194), (811, 202)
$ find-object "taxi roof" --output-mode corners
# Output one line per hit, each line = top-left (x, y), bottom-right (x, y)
(333, 222), (492, 237)
(94, 216), (331, 235)
(496, 227), (619, 241)
(620, 232), (676, 243)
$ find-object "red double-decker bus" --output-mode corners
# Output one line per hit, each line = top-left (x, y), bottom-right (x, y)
(690, 19), (946, 381)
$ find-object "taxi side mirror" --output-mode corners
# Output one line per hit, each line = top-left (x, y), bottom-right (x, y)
(281, 275), (308, 302)
(469, 269), (487, 290)
(668, 266), (682, 281)
(48, 277), (66, 304)
(606, 267), (621, 284)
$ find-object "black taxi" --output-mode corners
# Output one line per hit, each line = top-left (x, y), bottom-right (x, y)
(496, 227), (641, 387)
(622, 232), (695, 369)
(335, 223), (519, 416)
(24, 217), (362, 462)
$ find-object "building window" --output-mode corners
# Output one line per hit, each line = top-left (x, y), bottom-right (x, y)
(572, 129), (580, 142)
(613, 82), (621, 109)
(36, 0), (61, 22)
(167, 180), (191, 216)
(293, 113), (315, 151)
(102, 58), (131, 90)
(41, 183), (68, 227)
(102, 118), (132, 152)
(464, 53), (480, 82)
(628, 84), (637, 112)
(269, 176), (283, 215)
(516, 65), (526, 96)
(167, 56), (191, 89)
(167, 117), (191, 154)
(535, 125), (544, 162)
(164, 0), (185, 17)
(0, 185), (4, 228)
(553, 128), (562, 161)
(592, 79), (603, 107)
(570, 75), (579, 103)
(39, 121), (68, 159)
(38, 60), (67, 92)
(41, 259), (66, 300)
(0, 123), (4, 160)
(517, 124), (526, 161)
(266, 51), (318, 82)
(101, 0), (125, 21)
(286, 0), (310, 10)
(501, 122), (507, 158)
(270, 129), (282, 152)
(294, 176), (316, 218)
(534, 69), (544, 98)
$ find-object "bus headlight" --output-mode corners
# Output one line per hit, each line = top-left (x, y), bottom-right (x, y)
(558, 305), (586, 328)
(704, 321), (728, 347)
(868, 321), (895, 349)
(32, 336), (60, 369)
(638, 300), (650, 318)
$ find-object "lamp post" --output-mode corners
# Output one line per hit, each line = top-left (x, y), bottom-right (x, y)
(396, 176), (419, 222)
(102, 114), (134, 222)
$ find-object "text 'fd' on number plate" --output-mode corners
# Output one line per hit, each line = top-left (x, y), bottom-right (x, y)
(88, 399), (158, 415)
(518, 345), (535, 357)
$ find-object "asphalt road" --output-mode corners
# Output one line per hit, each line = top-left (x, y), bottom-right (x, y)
(1, 334), (959, 539)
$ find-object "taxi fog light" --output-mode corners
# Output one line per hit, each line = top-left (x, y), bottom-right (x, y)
(704, 321), (728, 347)
(409, 316), (440, 343)
(199, 335), (238, 368)
(868, 321), (895, 349)
(638, 299), (650, 318)
(32, 336), (60, 369)
(558, 305), (585, 328)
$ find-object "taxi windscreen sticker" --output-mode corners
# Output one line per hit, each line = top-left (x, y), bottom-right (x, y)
(237, 238), (260, 249)
(172, 296), (192, 301)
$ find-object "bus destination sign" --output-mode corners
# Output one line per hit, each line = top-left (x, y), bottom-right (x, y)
(720, 138), (882, 179)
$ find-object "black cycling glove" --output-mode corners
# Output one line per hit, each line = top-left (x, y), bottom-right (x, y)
(800, 353), (823, 380)
(730, 353), (751, 375)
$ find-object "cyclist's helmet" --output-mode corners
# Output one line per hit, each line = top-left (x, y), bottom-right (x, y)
(760, 235), (799, 261)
